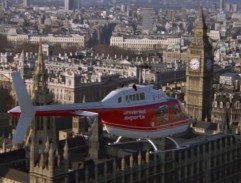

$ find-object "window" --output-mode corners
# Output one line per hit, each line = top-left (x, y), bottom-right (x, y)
(217, 155), (221, 166)
(220, 102), (223, 108)
(171, 103), (180, 121)
(126, 96), (128, 102)
(211, 141), (215, 150)
(211, 158), (214, 168)
(118, 97), (122, 103)
(140, 92), (145, 100)
(193, 163), (197, 174)
(194, 146), (197, 156)
(136, 94), (139, 100)
(199, 161), (203, 171)
(216, 140), (220, 149)
(47, 120), (50, 130)
(129, 95), (133, 102)
(125, 94), (143, 102)
(133, 94), (136, 101)
(199, 145), (203, 154)
(156, 105), (169, 124)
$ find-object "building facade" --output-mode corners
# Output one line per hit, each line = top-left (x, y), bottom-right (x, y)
(23, 0), (30, 7)
(110, 36), (180, 52)
(64, 0), (81, 11)
(211, 73), (241, 134)
(7, 31), (85, 48)
(220, 0), (224, 11)
(70, 134), (241, 183)
(142, 8), (155, 34)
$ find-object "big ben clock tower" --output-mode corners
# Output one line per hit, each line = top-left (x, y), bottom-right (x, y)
(186, 8), (213, 121)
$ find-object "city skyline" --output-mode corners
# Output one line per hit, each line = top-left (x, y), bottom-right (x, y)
(0, 0), (240, 182)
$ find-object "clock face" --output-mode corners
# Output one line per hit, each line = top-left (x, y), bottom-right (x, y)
(190, 58), (200, 70)
(206, 58), (212, 70)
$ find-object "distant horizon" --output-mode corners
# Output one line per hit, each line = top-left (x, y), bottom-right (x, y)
(3, 0), (241, 9)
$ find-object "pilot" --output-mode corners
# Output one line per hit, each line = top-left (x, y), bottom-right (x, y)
(132, 84), (137, 91)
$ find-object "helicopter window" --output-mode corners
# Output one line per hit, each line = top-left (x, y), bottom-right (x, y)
(126, 96), (129, 102)
(129, 95), (133, 101)
(136, 94), (139, 100)
(140, 93), (145, 100)
(125, 93), (144, 103)
(118, 97), (122, 103)
(133, 94), (136, 101)
(156, 105), (169, 124)
(171, 103), (180, 121)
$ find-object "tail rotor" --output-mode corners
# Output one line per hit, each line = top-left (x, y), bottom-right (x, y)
(11, 72), (35, 144)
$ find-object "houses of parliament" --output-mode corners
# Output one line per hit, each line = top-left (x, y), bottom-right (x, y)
(0, 9), (241, 183)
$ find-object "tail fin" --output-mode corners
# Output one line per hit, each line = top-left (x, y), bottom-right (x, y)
(11, 72), (35, 144)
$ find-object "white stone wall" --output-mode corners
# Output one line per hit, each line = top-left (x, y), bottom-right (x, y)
(7, 34), (85, 47)
(110, 36), (180, 51)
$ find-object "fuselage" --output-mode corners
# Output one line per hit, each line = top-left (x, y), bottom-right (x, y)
(9, 85), (191, 139)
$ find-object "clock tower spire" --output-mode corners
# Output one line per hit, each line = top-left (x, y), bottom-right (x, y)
(185, 8), (213, 121)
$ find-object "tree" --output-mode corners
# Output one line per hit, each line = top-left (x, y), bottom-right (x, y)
(51, 44), (80, 55)
(0, 34), (13, 52)
(86, 37), (99, 48)
(14, 42), (39, 54)
(0, 86), (14, 113)
(92, 44), (136, 59)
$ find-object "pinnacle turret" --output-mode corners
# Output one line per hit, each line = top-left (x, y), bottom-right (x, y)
(63, 140), (69, 159)
(31, 38), (52, 105)
(36, 38), (44, 73)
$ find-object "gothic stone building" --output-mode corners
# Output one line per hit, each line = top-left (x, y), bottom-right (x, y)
(185, 9), (213, 122)
(0, 130), (241, 183)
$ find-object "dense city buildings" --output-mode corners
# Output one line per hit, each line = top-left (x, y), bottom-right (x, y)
(0, 0), (241, 182)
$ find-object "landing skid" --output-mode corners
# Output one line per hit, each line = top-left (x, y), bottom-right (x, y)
(149, 136), (189, 153)
(114, 136), (122, 143)
(166, 136), (181, 149)
(113, 136), (189, 153)
(146, 139), (158, 151)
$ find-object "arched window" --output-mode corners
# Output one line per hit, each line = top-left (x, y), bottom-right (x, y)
(235, 101), (240, 109)
(118, 97), (122, 103)
(220, 102), (223, 108)
(226, 102), (230, 109)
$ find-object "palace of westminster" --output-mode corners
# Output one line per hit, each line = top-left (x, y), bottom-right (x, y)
(0, 10), (241, 183)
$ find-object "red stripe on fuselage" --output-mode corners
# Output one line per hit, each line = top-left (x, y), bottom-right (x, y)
(10, 99), (189, 129)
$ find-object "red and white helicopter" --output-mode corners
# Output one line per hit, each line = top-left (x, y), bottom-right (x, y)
(8, 72), (191, 151)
